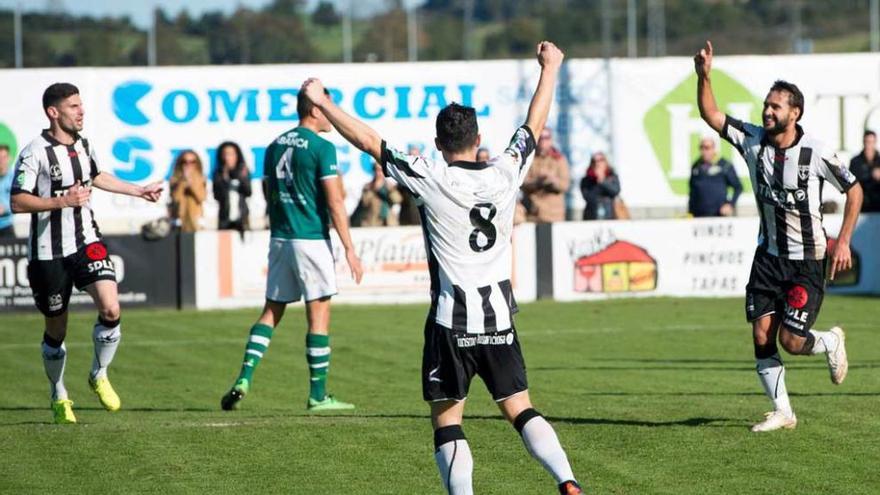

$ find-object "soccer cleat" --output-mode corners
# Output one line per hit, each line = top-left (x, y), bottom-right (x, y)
(826, 326), (848, 385)
(750, 411), (797, 432)
(89, 376), (121, 412)
(221, 378), (250, 411)
(51, 399), (77, 424)
(307, 395), (355, 411)
(558, 480), (584, 494)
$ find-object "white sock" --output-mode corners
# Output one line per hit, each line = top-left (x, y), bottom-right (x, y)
(434, 426), (473, 495)
(42, 340), (68, 401)
(756, 354), (793, 416)
(807, 329), (838, 355)
(91, 319), (121, 380)
(516, 411), (576, 485)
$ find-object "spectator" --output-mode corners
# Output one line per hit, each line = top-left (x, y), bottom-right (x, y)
(688, 137), (743, 217)
(580, 152), (621, 220)
(849, 130), (880, 212)
(351, 162), (402, 227)
(169, 150), (207, 233)
(0, 144), (14, 239)
(212, 141), (252, 233)
(521, 127), (569, 222)
(476, 147), (490, 162)
(397, 144), (422, 225)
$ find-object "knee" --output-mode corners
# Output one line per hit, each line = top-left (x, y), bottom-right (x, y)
(512, 408), (543, 434)
(99, 305), (121, 325)
(778, 331), (803, 355)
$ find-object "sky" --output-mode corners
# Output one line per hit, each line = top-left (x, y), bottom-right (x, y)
(0, 0), (405, 29)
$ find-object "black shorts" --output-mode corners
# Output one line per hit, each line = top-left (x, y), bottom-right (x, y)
(422, 321), (528, 403)
(28, 242), (117, 317)
(745, 248), (826, 336)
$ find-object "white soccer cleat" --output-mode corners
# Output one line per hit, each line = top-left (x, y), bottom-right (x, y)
(751, 411), (797, 433)
(826, 326), (848, 385)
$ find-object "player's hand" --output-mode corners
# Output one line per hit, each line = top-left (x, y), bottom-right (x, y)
(346, 249), (364, 285)
(719, 203), (734, 216)
(62, 181), (91, 207)
(139, 181), (164, 202)
(301, 78), (330, 107)
(828, 239), (852, 281)
(694, 40), (713, 78)
(536, 41), (564, 70)
(872, 167), (880, 182)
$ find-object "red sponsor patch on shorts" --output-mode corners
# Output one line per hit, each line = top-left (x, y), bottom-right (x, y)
(787, 285), (808, 309)
(86, 243), (107, 261)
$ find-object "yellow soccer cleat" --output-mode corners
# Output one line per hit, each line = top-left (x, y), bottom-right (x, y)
(89, 376), (121, 412)
(51, 399), (77, 424)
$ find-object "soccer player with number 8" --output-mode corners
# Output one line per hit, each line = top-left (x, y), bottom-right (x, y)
(299, 41), (583, 494)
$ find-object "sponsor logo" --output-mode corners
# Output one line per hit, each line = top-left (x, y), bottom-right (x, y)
(572, 232), (657, 294)
(787, 285), (808, 309)
(643, 70), (760, 194)
(87, 259), (116, 274)
(111, 136), (153, 182)
(276, 131), (309, 149)
(456, 333), (515, 348)
(15, 170), (25, 186)
(86, 243), (108, 261)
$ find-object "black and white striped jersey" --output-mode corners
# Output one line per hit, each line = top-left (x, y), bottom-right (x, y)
(721, 116), (857, 260)
(381, 126), (536, 334)
(11, 130), (103, 261)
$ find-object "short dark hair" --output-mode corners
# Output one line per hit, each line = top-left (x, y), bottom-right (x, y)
(864, 129), (876, 139)
(769, 80), (804, 121)
(297, 88), (329, 120)
(43, 83), (80, 111)
(0, 144), (9, 153)
(436, 103), (478, 153)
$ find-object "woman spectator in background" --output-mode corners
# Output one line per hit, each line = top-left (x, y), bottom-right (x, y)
(350, 162), (402, 227)
(213, 141), (252, 233)
(580, 152), (622, 220)
(169, 150), (207, 232)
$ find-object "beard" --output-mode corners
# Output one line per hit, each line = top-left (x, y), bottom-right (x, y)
(763, 115), (789, 135)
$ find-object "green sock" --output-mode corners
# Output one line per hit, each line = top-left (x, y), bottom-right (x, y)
(237, 323), (274, 386)
(306, 333), (330, 401)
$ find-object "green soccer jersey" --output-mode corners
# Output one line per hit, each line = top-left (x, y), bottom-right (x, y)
(263, 126), (339, 240)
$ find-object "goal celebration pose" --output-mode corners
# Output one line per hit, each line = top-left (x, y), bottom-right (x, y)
(300, 41), (583, 494)
(10, 83), (163, 424)
(695, 41), (863, 432)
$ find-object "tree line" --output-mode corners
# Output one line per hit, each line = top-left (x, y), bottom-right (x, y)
(0, 0), (873, 68)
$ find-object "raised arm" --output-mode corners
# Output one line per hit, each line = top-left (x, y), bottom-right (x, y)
(694, 41), (725, 133)
(93, 172), (163, 202)
(524, 41), (564, 138)
(301, 78), (383, 163)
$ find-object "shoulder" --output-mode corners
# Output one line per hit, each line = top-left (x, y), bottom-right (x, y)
(799, 133), (833, 159)
(18, 139), (46, 162)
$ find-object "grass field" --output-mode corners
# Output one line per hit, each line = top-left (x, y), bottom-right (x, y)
(1, 297), (877, 494)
